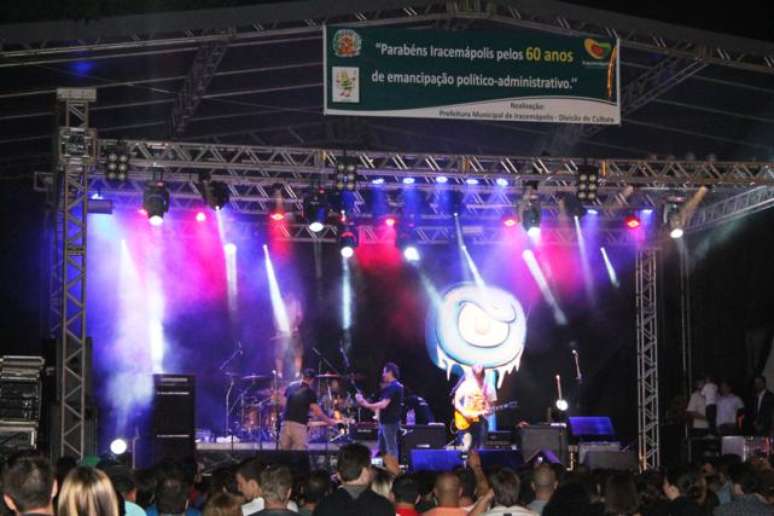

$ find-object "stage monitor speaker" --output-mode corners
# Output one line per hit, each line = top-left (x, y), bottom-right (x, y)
(519, 424), (569, 466)
(149, 374), (195, 465)
(400, 424), (446, 465)
(582, 450), (638, 471)
(410, 449), (522, 472)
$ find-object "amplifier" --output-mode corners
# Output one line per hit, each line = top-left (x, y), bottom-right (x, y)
(400, 424), (446, 464)
(351, 422), (378, 441)
(145, 375), (195, 466)
(0, 423), (37, 452)
(578, 441), (621, 463)
(520, 424), (569, 466)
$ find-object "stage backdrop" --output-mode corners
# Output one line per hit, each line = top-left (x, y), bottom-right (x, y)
(85, 211), (638, 450)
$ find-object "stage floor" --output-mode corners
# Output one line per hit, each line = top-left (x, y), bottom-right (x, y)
(196, 440), (376, 452)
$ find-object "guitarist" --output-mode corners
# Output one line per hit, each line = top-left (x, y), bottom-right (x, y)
(453, 364), (497, 450)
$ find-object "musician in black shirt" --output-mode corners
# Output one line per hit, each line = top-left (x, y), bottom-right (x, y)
(279, 369), (336, 450)
(356, 362), (404, 458)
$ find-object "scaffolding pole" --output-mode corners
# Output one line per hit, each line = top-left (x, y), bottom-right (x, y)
(636, 248), (660, 470)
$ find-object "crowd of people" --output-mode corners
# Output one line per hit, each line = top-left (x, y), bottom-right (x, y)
(3, 443), (774, 516)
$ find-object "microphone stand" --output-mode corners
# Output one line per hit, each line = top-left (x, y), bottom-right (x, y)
(572, 349), (583, 412)
(220, 342), (243, 437)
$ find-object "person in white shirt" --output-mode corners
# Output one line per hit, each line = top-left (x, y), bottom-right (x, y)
(236, 459), (298, 516)
(686, 380), (709, 437)
(715, 380), (744, 435)
(700, 375), (718, 435)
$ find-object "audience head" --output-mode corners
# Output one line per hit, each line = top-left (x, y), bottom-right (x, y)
(336, 443), (372, 485)
(532, 464), (558, 500)
(719, 380), (732, 395)
(258, 465), (292, 507)
(235, 458), (263, 501)
(202, 492), (243, 516)
(156, 473), (189, 515)
(728, 462), (761, 497)
(370, 467), (395, 501)
(2, 453), (57, 515)
(604, 472), (640, 516)
(57, 466), (120, 516)
(433, 472), (462, 507)
(102, 464), (136, 500)
(55, 456), (78, 490)
(663, 466), (702, 501)
(133, 469), (157, 508)
(208, 466), (239, 497)
(488, 468), (521, 508)
(543, 482), (591, 516)
(392, 475), (420, 507)
(300, 470), (330, 507)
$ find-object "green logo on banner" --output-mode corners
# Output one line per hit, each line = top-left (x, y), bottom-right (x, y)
(332, 29), (362, 58)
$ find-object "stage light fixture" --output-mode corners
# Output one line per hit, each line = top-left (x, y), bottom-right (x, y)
(110, 438), (128, 455)
(196, 212), (206, 223)
(522, 203), (541, 233)
(555, 399), (569, 412)
(403, 246), (421, 263)
(670, 227), (684, 239)
(371, 177), (385, 185)
(576, 164), (600, 202)
(224, 243), (237, 254)
(502, 214), (518, 227)
(105, 144), (130, 182)
(587, 208), (599, 215)
(496, 178), (509, 187)
(302, 187), (329, 232)
(198, 174), (230, 211)
(335, 157), (359, 192)
(339, 226), (358, 258)
(403, 177), (416, 185)
(384, 215), (397, 227)
(668, 211), (685, 239)
(397, 226), (421, 263)
(465, 178), (479, 185)
(624, 213), (641, 229)
(143, 181), (170, 225)
(562, 193), (587, 219)
(269, 211), (285, 222)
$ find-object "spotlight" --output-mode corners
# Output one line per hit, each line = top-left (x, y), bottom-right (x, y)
(402, 177), (415, 185)
(110, 438), (128, 455)
(403, 246), (420, 263)
(105, 144), (130, 183)
(397, 226), (421, 263)
(576, 164), (600, 202)
(641, 208), (654, 215)
(384, 216), (397, 227)
(587, 208), (599, 215)
(522, 204), (541, 233)
(196, 212), (206, 223)
(435, 176), (448, 184)
(335, 157), (358, 192)
(198, 175), (230, 211)
(527, 226), (541, 239)
(143, 181), (170, 225)
(555, 399), (569, 412)
(339, 226), (358, 258)
(624, 214), (641, 229)
(670, 227), (684, 239)
(224, 243), (237, 254)
(465, 178), (479, 186)
(269, 211), (285, 222)
(302, 187), (329, 232)
(496, 178), (509, 187)
(502, 214), (518, 227)
(371, 178), (385, 185)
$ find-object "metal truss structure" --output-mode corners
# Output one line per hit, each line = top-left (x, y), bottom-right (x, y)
(51, 89), (96, 460)
(34, 139), (774, 223)
(636, 248), (660, 470)
(3, 1), (773, 75)
(548, 56), (707, 155)
(686, 185), (774, 233)
(170, 34), (231, 136)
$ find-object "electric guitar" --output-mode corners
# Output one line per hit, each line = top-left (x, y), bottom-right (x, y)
(453, 401), (519, 431)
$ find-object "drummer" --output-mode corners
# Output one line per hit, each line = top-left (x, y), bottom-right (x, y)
(277, 369), (337, 450)
(319, 376), (353, 417)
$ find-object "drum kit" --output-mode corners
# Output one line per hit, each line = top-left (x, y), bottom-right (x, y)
(224, 371), (359, 443)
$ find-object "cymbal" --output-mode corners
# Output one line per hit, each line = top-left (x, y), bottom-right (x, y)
(316, 374), (341, 379)
(242, 374), (272, 382)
